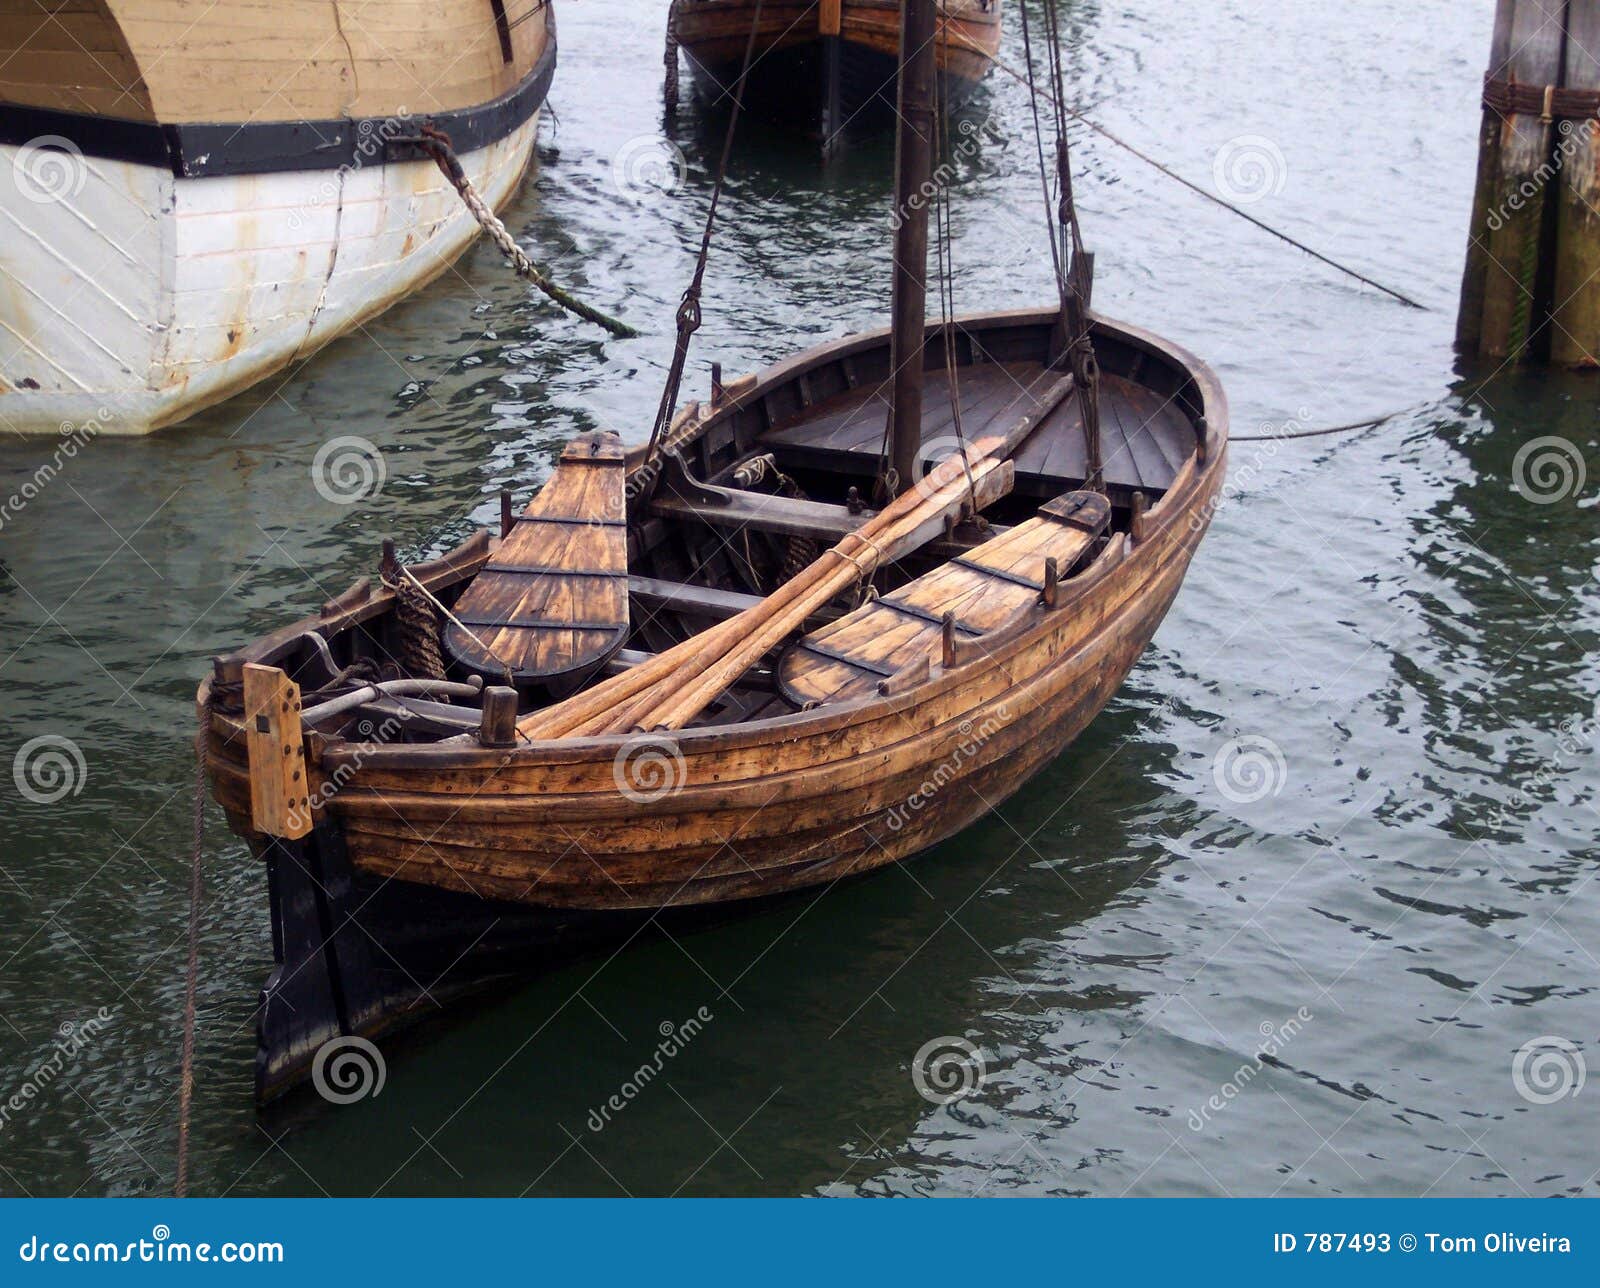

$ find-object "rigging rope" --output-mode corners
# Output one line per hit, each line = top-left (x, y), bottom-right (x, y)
(412, 125), (638, 338)
(1021, 0), (1105, 493)
(640, 0), (768, 474)
(987, 57), (1428, 312)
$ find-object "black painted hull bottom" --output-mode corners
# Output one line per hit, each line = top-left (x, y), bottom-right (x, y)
(256, 827), (655, 1104)
(256, 826), (785, 1105)
(683, 38), (984, 143)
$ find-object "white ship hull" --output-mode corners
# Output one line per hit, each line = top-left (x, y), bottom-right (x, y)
(0, 0), (556, 436)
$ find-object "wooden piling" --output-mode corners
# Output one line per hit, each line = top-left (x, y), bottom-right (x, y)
(1457, 0), (1568, 362)
(1553, 3), (1600, 366)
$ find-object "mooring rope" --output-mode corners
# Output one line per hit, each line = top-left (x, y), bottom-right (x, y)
(175, 695), (210, 1198)
(988, 57), (1427, 312)
(1230, 403), (1430, 442)
(412, 125), (638, 338)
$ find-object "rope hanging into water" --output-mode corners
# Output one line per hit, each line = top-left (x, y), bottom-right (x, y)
(640, 0), (768, 472)
(412, 125), (638, 338)
(987, 57), (1427, 312)
(175, 696), (209, 1197)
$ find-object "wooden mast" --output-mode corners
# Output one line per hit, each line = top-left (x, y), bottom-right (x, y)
(884, 0), (939, 498)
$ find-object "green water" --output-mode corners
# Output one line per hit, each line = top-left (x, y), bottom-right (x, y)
(1, 0), (1596, 1196)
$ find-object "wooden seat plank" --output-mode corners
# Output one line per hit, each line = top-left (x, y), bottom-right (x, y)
(444, 432), (629, 686)
(777, 491), (1111, 707)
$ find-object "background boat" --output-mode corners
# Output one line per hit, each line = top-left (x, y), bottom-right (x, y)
(0, 0), (556, 436)
(668, 0), (1001, 145)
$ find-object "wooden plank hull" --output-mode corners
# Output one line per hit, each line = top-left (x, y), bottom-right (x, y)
(671, 0), (1000, 137)
(0, 1), (555, 435)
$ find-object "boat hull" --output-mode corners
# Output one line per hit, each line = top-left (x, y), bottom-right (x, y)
(0, 0), (555, 436)
(671, 0), (1000, 139)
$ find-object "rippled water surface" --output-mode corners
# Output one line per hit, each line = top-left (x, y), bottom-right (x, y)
(2, 0), (1596, 1197)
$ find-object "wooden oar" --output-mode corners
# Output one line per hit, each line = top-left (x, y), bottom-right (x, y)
(637, 457), (1014, 732)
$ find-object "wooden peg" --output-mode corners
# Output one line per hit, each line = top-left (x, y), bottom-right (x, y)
(479, 686), (520, 748)
(1130, 491), (1148, 545)
(1043, 556), (1060, 608)
(941, 611), (957, 668)
(500, 490), (514, 537)
(710, 362), (724, 407)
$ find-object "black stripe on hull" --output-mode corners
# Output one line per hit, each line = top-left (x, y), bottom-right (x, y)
(0, 17), (556, 179)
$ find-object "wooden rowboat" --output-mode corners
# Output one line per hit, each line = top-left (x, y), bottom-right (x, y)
(198, 0), (1225, 1103)
(667, 0), (1001, 145)
(0, 0), (554, 435)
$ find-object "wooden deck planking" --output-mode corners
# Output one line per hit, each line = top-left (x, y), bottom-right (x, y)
(766, 364), (1190, 491)
(444, 432), (629, 684)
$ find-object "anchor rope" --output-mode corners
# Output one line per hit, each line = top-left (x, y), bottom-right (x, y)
(176, 693), (210, 1197)
(412, 125), (638, 338)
